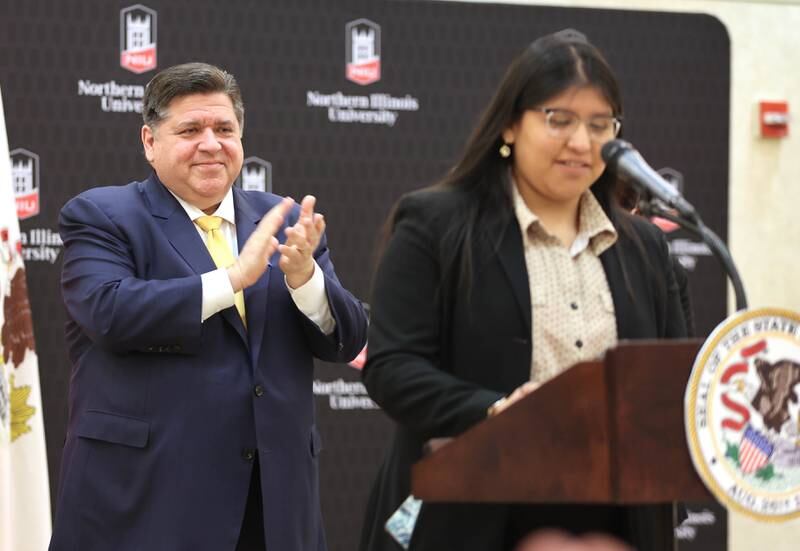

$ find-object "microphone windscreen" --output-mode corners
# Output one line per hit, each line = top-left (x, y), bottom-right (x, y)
(600, 139), (632, 167)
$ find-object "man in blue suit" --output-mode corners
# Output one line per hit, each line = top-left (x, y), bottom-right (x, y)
(49, 62), (368, 551)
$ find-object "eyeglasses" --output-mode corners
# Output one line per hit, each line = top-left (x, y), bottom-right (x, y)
(532, 108), (622, 144)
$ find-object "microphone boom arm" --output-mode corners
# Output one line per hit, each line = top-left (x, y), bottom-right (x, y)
(639, 200), (748, 311)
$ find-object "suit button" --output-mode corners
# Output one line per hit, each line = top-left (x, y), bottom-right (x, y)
(253, 385), (264, 397)
(242, 448), (255, 461)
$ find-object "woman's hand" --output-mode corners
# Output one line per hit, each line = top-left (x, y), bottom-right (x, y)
(488, 381), (541, 417)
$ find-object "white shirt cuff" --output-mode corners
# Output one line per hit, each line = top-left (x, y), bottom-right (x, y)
(201, 268), (235, 322)
(286, 261), (336, 335)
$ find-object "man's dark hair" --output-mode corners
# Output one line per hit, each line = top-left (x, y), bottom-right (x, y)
(142, 62), (244, 130)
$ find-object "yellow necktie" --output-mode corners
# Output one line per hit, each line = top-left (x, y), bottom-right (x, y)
(195, 215), (246, 326)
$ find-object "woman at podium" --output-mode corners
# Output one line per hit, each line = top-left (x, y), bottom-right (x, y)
(359, 29), (687, 551)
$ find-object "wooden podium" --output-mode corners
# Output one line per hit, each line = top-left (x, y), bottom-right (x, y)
(412, 340), (713, 504)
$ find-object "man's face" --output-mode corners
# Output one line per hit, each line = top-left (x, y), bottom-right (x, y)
(142, 92), (243, 213)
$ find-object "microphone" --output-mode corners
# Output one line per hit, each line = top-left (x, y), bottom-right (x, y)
(601, 139), (697, 220)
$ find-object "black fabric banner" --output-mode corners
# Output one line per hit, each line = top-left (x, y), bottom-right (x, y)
(0, 1), (730, 549)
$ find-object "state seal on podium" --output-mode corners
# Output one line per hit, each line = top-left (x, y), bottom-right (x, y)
(685, 307), (800, 521)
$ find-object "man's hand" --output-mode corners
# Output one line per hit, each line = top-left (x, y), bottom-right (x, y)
(279, 195), (326, 289)
(228, 197), (294, 291)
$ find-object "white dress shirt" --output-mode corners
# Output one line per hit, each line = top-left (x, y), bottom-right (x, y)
(168, 188), (336, 335)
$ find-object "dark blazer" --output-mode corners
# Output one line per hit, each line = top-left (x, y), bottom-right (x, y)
(360, 187), (686, 551)
(671, 255), (696, 337)
(50, 174), (368, 551)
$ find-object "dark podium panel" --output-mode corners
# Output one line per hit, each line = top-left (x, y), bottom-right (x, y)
(412, 340), (713, 505)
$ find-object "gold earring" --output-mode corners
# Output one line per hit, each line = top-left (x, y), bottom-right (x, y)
(499, 143), (511, 158)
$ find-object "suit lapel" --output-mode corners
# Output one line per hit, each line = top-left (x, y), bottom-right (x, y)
(494, 216), (532, 335)
(145, 174), (248, 344)
(233, 187), (274, 366)
(145, 175), (216, 275)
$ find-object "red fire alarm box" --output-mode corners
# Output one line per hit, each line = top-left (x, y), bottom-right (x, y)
(759, 100), (789, 138)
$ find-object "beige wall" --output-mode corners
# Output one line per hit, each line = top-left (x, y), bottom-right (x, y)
(451, 0), (800, 548)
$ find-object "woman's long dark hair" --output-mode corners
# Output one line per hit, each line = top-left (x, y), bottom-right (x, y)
(382, 29), (635, 294)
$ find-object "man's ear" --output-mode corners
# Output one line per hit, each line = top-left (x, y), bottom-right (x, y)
(141, 125), (155, 162)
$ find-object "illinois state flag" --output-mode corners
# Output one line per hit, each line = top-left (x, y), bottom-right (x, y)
(0, 86), (52, 549)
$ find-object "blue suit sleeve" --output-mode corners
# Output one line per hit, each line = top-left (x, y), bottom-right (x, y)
(60, 195), (203, 354)
(296, 230), (368, 363)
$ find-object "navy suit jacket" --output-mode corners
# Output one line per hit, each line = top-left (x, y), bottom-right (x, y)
(50, 174), (368, 551)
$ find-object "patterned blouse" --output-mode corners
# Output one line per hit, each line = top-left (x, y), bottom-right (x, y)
(510, 182), (619, 384)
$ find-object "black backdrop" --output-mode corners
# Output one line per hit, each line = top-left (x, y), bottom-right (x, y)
(1, 1), (730, 549)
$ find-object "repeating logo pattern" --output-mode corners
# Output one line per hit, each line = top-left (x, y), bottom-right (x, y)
(346, 19), (381, 86)
(10, 149), (39, 221)
(686, 308), (800, 521)
(120, 4), (157, 74)
(652, 167), (684, 233)
(235, 157), (272, 193)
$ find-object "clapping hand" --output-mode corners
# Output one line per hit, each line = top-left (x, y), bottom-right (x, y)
(279, 195), (326, 289)
(229, 197), (294, 291)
